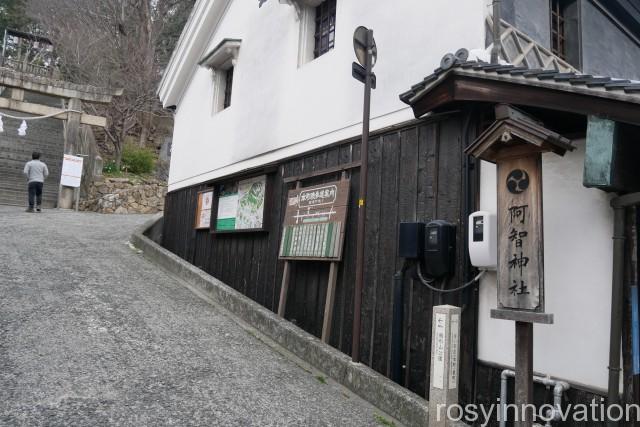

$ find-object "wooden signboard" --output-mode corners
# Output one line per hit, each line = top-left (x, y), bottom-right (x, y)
(497, 155), (544, 311)
(194, 190), (214, 229)
(277, 178), (350, 343)
(466, 104), (575, 427)
(279, 180), (350, 261)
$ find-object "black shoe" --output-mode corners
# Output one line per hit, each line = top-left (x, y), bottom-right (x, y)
(26, 208), (34, 213)
(36, 206), (41, 212)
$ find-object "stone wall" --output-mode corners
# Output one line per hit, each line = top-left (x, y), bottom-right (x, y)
(81, 177), (166, 214)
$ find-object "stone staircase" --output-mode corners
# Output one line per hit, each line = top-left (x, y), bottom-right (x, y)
(0, 112), (64, 208)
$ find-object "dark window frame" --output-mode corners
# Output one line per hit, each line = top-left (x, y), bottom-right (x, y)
(223, 66), (234, 109)
(313, 0), (336, 59)
(550, 0), (567, 59)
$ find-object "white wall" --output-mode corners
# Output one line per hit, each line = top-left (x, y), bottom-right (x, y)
(477, 140), (615, 390)
(168, 0), (486, 191)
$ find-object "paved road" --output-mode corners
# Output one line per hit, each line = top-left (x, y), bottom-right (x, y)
(0, 206), (393, 426)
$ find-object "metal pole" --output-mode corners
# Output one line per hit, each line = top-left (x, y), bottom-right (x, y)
(607, 204), (626, 426)
(391, 265), (406, 384)
(514, 321), (534, 427)
(352, 29), (373, 363)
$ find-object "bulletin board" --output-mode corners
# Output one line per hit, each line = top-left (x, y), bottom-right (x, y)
(194, 189), (214, 229)
(213, 174), (268, 233)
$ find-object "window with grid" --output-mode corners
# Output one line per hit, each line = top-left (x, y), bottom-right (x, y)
(223, 66), (234, 109)
(313, 0), (336, 58)
(550, 0), (567, 59)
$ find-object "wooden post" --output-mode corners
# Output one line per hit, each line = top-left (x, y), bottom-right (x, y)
(277, 261), (291, 317)
(321, 262), (339, 342)
(515, 321), (534, 427)
(59, 97), (82, 209)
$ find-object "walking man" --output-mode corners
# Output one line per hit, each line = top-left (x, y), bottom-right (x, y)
(23, 152), (49, 212)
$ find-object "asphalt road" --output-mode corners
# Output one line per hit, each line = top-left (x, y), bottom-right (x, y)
(0, 206), (394, 426)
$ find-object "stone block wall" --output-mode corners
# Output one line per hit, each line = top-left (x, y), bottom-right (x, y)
(80, 177), (166, 214)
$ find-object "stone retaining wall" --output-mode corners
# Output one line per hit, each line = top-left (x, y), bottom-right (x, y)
(80, 177), (166, 214)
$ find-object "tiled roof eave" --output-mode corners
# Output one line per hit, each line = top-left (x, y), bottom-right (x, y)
(402, 66), (640, 110)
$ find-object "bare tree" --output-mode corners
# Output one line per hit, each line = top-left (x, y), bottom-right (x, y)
(27, 0), (194, 167)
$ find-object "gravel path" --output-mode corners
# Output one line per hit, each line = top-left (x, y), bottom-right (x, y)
(0, 206), (394, 426)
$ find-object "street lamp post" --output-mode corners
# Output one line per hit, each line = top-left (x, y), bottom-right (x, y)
(351, 26), (376, 363)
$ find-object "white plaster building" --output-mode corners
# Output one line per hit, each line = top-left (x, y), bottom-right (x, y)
(159, 0), (640, 421)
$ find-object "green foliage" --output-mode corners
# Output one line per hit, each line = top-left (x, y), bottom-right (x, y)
(374, 414), (396, 427)
(315, 375), (327, 384)
(0, 0), (31, 32)
(121, 145), (156, 175)
(102, 160), (122, 176)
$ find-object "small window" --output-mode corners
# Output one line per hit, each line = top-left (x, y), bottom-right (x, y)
(549, 0), (580, 67)
(198, 38), (240, 114)
(550, 0), (567, 59)
(314, 0), (336, 58)
(223, 67), (234, 109)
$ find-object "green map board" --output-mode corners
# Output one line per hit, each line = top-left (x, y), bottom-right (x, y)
(215, 175), (266, 231)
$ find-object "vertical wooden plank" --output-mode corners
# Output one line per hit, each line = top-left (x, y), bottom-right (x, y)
(336, 143), (357, 353)
(360, 135), (383, 366)
(397, 126), (419, 386)
(408, 121), (439, 397)
(310, 152), (328, 336)
(372, 131), (401, 376)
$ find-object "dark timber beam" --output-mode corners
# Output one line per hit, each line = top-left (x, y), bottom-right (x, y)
(411, 75), (640, 127)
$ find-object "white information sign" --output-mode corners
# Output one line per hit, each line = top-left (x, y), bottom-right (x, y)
(60, 154), (83, 188)
(448, 314), (460, 389)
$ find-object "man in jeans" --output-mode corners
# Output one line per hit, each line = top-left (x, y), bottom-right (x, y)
(23, 152), (49, 212)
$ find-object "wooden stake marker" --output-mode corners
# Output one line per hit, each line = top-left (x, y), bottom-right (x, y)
(465, 104), (574, 426)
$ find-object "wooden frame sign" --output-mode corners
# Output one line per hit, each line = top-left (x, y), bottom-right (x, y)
(194, 190), (214, 229)
(279, 180), (350, 261)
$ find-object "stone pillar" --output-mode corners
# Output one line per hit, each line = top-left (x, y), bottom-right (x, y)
(58, 97), (82, 209)
(428, 305), (462, 427)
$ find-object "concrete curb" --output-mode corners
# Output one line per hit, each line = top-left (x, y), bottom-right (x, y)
(131, 216), (429, 427)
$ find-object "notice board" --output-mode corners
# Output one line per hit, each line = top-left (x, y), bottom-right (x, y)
(60, 154), (83, 188)
(279, 180), (350, 261)
(215, 175), (267, 232)
(194, 190), (214, 229)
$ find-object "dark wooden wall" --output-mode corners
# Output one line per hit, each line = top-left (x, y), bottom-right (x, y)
(161, 114), (480, 402)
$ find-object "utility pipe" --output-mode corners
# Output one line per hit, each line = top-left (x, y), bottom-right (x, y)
(390, 261), (409, 384)
(500, 369), (570, 427)
(607, 192), (640, 426)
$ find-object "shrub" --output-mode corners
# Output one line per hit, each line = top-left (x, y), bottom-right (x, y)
(121, 145), (155, 175)
(103, 160), (120, 175)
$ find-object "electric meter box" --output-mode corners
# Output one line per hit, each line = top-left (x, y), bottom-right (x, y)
(424, 220), (456, 278)
(468, 211), (497, 269)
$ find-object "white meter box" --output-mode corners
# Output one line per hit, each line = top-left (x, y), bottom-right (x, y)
(468, 211), (497, 269)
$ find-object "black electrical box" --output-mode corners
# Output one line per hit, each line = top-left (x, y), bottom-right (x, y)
(398, 222), (425, 259)
(424, 220), (456, 278)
